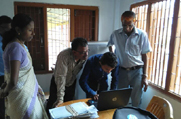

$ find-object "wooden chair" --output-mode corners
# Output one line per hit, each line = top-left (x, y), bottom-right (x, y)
(146, 95), (174, 119)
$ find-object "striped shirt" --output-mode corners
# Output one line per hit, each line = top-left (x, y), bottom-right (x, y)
(54, 48), (85, 101)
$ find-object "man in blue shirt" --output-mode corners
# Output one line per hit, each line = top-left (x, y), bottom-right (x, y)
(0, 15), (11, 119)
(79, 52), (119, 100)
(107, 11), (152, 107)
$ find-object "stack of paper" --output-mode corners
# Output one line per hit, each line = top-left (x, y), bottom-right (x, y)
(49, 102), (99, 119)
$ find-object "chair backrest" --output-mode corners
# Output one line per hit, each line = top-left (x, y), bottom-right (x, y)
(146, 95), (174, 119)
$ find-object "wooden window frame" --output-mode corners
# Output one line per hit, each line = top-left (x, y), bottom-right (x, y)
(14, 2), (99, 74)
(131, 0), (181, 102)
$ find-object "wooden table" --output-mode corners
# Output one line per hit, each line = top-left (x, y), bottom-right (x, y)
(58, 98), (116, 119)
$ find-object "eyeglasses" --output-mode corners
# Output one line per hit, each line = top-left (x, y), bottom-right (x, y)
(76, 49), (90, 54)
(122, 24), (134, 29)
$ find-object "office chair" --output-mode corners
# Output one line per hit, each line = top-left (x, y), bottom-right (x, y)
(146, 95), (174, 119)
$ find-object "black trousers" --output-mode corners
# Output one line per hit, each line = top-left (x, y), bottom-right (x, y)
(46, 75), (76, 118)
(0, 75), (5, 119)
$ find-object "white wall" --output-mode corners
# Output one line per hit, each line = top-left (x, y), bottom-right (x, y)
(0, 0), (116, 42)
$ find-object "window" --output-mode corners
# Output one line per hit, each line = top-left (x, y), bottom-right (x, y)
(131, 0), (181, 100)
(47, 8), (70, 71)
(132, 4), (148, 31)
(14, 2), (99, 73)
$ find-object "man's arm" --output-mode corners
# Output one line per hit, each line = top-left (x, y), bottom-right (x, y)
(53, 54), (68, 107)
(141, 30), (152, 92)
(109, 46), (113, 52)
(110, 59), (119, 90)
(142, 54), (148, 92)
(107, 33), (115, 53)
(79, 60), (97, 97)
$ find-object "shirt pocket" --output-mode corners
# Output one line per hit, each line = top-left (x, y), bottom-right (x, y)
(129, 44), (140, 56)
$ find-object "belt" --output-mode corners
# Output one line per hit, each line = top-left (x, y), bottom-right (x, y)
(120, 65), (143, 71)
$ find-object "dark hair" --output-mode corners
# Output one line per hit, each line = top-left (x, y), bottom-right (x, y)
(2, 13), (33, 50)
(100, 52), (118, 68)
(122, 11), (136, 18)
(71, 37), (88, 51)
(0, 15), (11, 25)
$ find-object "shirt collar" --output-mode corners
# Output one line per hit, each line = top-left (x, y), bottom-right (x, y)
(119, 27), (139, 36)
(134, 27), (139, 35)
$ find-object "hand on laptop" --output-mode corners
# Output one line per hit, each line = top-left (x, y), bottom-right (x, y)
(93, 94), (99, 100)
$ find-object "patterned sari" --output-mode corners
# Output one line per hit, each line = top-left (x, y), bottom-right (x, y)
(4, 45), (48, 119)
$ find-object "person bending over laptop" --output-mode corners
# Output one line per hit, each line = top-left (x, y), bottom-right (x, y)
(79, 52), (119, 100)
(46, 37), (88, 118)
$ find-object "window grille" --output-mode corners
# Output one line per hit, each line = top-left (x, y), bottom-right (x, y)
(47, 8), (70, 70)
(132, 4), (148, 31)
(132, 0), (175, 89)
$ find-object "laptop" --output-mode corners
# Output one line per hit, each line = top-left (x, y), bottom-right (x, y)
(88, 88), (132, 111)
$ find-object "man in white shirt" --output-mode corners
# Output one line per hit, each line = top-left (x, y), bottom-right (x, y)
(46, 37), (88, 117)
(107, 11), (152, 107)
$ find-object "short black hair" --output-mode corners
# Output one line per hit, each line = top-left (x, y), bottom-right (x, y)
(100, 52), (118, 68)
(71, 37), (88, 51)
(122, 11), (136, 18)
(0, 15), (11, 25)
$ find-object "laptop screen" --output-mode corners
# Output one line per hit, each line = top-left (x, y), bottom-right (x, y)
(88, 88), (132, 111)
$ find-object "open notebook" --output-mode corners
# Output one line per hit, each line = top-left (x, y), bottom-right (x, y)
(49, 102), (98, 119)
(88, 88), (132, 111)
